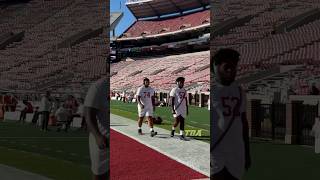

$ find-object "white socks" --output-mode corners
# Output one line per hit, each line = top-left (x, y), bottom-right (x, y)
(172, 127), (175, 130)
(150, 128), (154, 132)
(180, 130), (184, 135)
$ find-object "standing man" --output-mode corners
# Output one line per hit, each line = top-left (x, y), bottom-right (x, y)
(211, 48), (251, 180)
(311, 116), (320, 154)
(40, 91), (51, 131)
(136, 78), (157, 137)
(170, 77), (188, 140)
(84, 78), (108, 180)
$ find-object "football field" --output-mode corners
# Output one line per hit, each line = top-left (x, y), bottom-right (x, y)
(110, 100), (210, 142)
(245, 141), (320, 180)
(0, 121), (91, 180)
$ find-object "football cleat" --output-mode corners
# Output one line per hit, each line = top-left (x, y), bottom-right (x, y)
(150, 130), (157, 137)
(180, 135), (187, 141)
(171, 130), (175, 137)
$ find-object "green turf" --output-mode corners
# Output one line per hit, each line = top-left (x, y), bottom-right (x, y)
(110, 100), (210, 141)
(244, 142), (320, 180)
(0, 121), (91, 180)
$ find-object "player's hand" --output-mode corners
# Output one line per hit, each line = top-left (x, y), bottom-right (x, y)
(245, 154), (251, 171)
(95, 134), (107, 149)
(140, 104), (144, 109)
(172, 110), (176, 114)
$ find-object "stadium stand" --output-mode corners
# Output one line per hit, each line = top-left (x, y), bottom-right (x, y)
(0, 0), (107, 94)
(111, 0), (210, 94)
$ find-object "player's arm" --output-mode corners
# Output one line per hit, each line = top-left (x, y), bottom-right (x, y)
(85, 107), (107, 149)
(171, 96), (175, 114)
(136, 89), (144, 108)
(186, 95), (189, 115)
(151, 94), (155, 111)
(137, 95), (144, 108)
(242, 112), (251, 170)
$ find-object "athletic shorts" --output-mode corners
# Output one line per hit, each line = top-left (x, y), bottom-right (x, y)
(138, 107), (153, 117)
(89, 133), (108, 175)
(173, 109), (186, 119)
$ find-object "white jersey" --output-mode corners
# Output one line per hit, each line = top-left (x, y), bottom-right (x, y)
(211, 82), (246, 179)
(84, 78), (108, 136)
(170, 87), (187, 117)
(136, 86), (155, 109)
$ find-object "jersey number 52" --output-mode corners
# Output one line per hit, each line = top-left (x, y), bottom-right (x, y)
(221, 97), (240, 117)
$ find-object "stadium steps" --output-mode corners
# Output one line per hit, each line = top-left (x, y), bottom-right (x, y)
(276, 8), (320, 33)
(31, 0), (76, 31)
(57, 27), (104, 49)
(150, 68), (166, 75)
(263, 37), (320, 65)
(0, 31), (24, 50)
(172, 66), (189, 74)
(195, 64), (210, 72)
(212, 15), (254, 37)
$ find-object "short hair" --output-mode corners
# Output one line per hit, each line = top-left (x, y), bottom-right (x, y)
(143, 77), (150, 82)
(212, 48), (240, 66)
(176, 77), (185, 82)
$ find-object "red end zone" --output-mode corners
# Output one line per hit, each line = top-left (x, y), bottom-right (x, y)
(110, 129), (208, 180)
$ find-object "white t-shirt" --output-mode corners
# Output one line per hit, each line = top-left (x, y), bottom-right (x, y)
(55, 107), (70, 122)
(136, 86), (155, 109)
(211, 82), (246, 179)
(39, 96), (51, 112)
(169, 87), (187, 113)
(84, 78), (108, 136)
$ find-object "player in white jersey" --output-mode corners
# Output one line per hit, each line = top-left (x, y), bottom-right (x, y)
(211, 49), (251, 180)
(136, 78), (157, 137)
(170, 77), (188, 140)
(84, 78), (108, 180)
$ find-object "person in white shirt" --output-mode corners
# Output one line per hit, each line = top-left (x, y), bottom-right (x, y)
(311, 116), (320, 154)
(170, 77), (188, 140)
(84, 78), (108, 180)
(136, 78), (157, 137)
(77, 98), (86, 130)
(55, 103), (71, 132)
(39, 91), (51, 131)
(211, 49), (251, 180)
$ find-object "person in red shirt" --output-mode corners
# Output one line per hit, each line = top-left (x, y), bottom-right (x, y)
(19, 100), (33, 123)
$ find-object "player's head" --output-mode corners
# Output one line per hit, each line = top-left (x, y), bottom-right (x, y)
(211, 48), (240, 86)
(176, 77), (185, 88)
(46, 91), (50, 97)
(143, 78), (150, 87)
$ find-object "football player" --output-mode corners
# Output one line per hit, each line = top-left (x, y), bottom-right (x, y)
(170, 77), (188, 140)
(211, 48), (251, 180)
(136, 78), (157, 137)
(84, 78), (108, 180)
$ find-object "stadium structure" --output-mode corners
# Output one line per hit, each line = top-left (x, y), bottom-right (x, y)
(0, 0), (108, 100)
(110, 0), (210, 107)
(211, 0), (320, 146)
